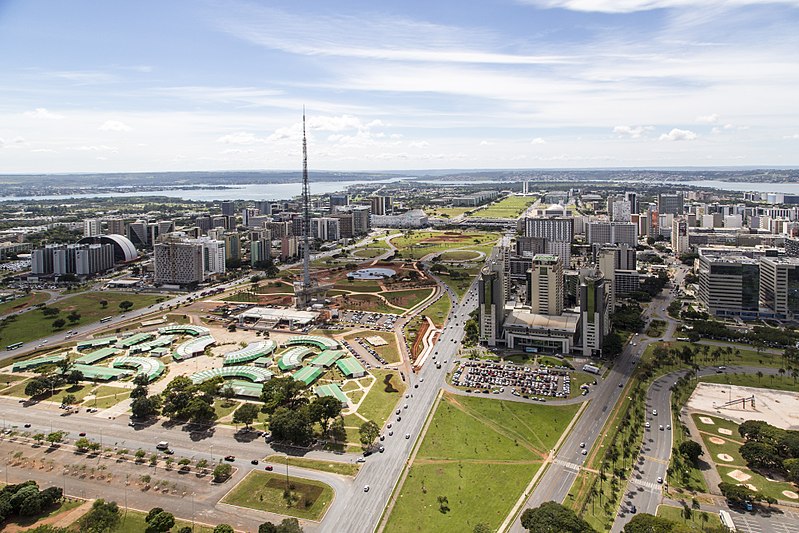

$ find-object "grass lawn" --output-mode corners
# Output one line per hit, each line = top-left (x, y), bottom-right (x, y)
(357, 369), (405, 427)
(386, 392), (577, 533)
(716, 465), (797, 502)
(221, 471), (334, 520)
(265, 454), (360, 476)
(0, 292), (163, 347)
(383, 288), (434, 310)
(470, 196), (534, 219)
(0, 291), (49, 316)
(700, 373), (799, 393)
(1, 498), (82, 529)
(423, 295), (452, 328)
(657, 504), (723, 530)
(111, 509), (215, 533)
(336, 293), (399, 314)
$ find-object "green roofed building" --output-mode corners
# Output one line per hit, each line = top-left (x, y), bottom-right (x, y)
(292, 366), (322, 386)
(117, 332), (155, 349)
(76, 336), (118, 351)
(12, 353), (69, 372)
(76, 347), (122, 365)
(310, 350), (347, 368)
(314, 383), (348, 406)
(336, 357), (366, 378)
(70, 364), (132, 381)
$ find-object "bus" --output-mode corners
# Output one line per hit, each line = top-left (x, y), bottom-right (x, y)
(100, 316), (113, 323)
(719, 510), (736, 531)
(6, 342), (22, 351)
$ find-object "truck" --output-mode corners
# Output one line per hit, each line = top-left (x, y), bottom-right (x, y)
(582, 364), (601, 375)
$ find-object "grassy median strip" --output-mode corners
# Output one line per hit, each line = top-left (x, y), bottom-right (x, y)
(221, 471), (334, 521)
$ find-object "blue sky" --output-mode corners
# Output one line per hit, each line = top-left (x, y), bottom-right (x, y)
(1, 0), (798, 173)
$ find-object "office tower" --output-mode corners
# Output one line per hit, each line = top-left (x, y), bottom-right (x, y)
(580, 268), (608, 356)
(625, 192), (639, 214)
(759, 257), (799, 320)
(83, 218), (102, 238)
(105, 217), (125, 236)
(587, 222), (638, 247)
(672, 218), (690, 255)
(221, 201), (235, 217)
(352, 206), (372, 235)
(370, 196), (392, 216)
(527, 254), (563, 315)
(251, 239), (272, 267)
(697, 253), (760, 318)
(255, 201), (273, 216)
(478, 260), (506, 347)
(127, 220), (149, 247)
(154, 240), (205, 286)
(223, 233), (241, 261)
(658, 193), (684, 215)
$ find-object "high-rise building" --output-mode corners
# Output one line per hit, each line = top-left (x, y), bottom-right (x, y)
(352, 206), (372, 235)
(83, 218), (102, 238)
(154, 240), (205, 286)
(658, 193), (684, 215)
(579, 268), (608, 356)
(672, 217), (690, 255)
(478, 260), (506, 347)
(370, 196), (392, 216)
(527, 254), (563, 315)
(759, 257), (799, 320)
(220, 201), (235, 217)
(587, 222), (638, 247)
(251, 239), (272, 267)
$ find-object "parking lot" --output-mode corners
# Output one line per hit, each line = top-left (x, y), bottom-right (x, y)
(452, 360), (573, 399)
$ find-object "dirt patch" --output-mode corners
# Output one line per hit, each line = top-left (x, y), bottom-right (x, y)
(727, 469), (752, 482)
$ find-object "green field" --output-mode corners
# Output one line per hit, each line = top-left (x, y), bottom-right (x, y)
(470, 195), (535, 219)
(0, 292), (163, 348)
(357, 369), (406, 427)
(265, 454), (360, 476)
(110, 509), (215, 533)
(385, 393), (579, 533)
(424, 295), (452, 328)
(0, 292), (50, 316)
(221, 471), (334, 520)
(656, 505), (723, 530)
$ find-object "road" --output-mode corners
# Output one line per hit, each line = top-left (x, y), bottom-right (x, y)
(507, 288), (679, 532)
(320, 258), (480, 533)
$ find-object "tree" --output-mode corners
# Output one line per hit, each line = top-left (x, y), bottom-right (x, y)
(359, 420), (380, 450)
(623, 513), (674, 533)
(145, 509), (175, 533)
(213, 463), (233, 482)
(119, 300), (134, 312)
(233, 403), (260, 429)
(52, 318), (66, 330)
(678, 440), (703, 463)
(520, 501), (596, 533)
(78, 499), (120, 533)
(213, 526), (235, 533)
(269, 406), (313, 446)
(309, 396), (342, 434)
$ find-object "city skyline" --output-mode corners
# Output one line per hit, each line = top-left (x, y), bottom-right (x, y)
(1, 0), (798, 173)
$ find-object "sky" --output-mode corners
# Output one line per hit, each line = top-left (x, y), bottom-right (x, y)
(1, 0), (798, 173)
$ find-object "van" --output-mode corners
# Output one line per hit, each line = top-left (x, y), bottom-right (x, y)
(156, 441), (169, 450)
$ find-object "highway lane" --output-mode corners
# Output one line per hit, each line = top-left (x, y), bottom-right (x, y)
(320, 259), (484, 533)
(507, 289), (677, 532)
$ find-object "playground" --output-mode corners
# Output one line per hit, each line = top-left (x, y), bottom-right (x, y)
(686, 382), (799, 430)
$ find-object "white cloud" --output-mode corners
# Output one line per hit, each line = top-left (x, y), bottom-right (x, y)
(517, 0), (799, 14)
(531, 137), (546, 144)
(99, 120), (132, 132)
(24, 108), (63, 120)
(613, 125), (652, 139)
(659, 128), (697, 141)
(216, 132), (268, 145)
(696, 113), (720, 124)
